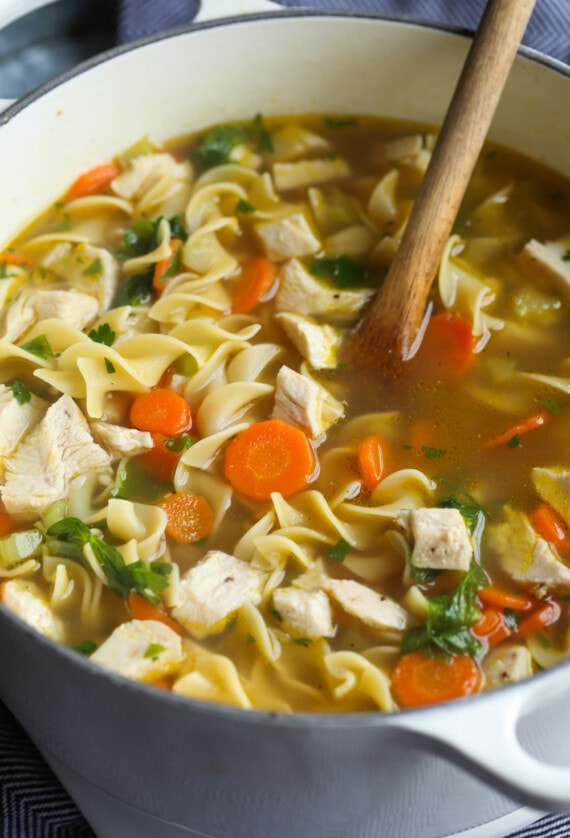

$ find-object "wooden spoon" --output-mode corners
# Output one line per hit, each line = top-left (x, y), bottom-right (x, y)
(347, 0), (537, 375)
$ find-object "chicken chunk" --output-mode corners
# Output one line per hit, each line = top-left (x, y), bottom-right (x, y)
(410, 507), (472, 572)
(254, 212), (321, 262)
(2, 395), (112, 521)
(274, 312), (341, 369)
(272, 586), (336, 638)
(0, 384), (47, 478)
(532, 467), (570, 527)
(272, 365), (345, 439)
(90, 420), (153, 460)
(326, 578), (411, 631)
(90, 619), (185, 683)
(482, 643), (533, 689)
(2, 579), (65, 641)
(0, 288), (99, 342)
(172, 551), (268, 637)
(276, 258), (373, 325)
(269, 124), (331, 162)
(519, 238), (570, 297)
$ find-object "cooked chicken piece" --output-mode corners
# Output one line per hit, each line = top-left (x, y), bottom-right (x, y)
(0, 384), (47, 477)
(269, 124), (331, 162)
(410, 507), (472, 572)
(519, 238), (570, 297)
(0, 287), (99, 342)
(56, 243), (120, 311)
(172, 551), (268, 637)
(532, 467), (570, 527)
(111, 153), (190, 200)
(273, 157), (351, 191)
(272, 365), (345, 439)
(491, 506), (570, 594)
(2, 579), (65, 641)
(90, 619), (185, 683)
(276, 258), (373, 325)
(254, 212), (321, 262)
(272, 586), (336, 638)
(326, 578), (411, 631)
(383, 134), (424, 162)
(90, 420), (153, 460)
(482, 643), (533, 689)
(274, 312), (341, 370)
(2, 395), (112, 521)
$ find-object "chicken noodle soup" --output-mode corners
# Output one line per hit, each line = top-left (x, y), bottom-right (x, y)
(1, 115), (570, 712)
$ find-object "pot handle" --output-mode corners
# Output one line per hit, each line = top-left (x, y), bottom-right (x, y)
(194, 0), (281, 24)
(391, 665), (570, 812)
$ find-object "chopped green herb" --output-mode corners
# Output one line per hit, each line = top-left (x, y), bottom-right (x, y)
(309, 255), (366, 289)
(250, 113), (273, 153)
(83, 258), (102, 276)
(117, 219), (156, 259)
(167, 215), (188, 242)
(20, 334), (54, 359)
(104, 358), (116, 374)
(236, 199), (256, 214)
(160, 242), (182, 283)
(88, 322), (116, 346)
(164, 434), (197, 452)
(10, 379), (31, 405)
(271, 608), (283, 622)
(437, 496), (485, 536)
(113, 273), (153, 307)
(0, 261), (16, 279)
(503, 608), (524, 631)
(53, 215), (72, 232)
(74, 640), (98, 656)
(144, 642), (166, 661)
(536, 633), (552, 649)
(325, 116), (358, 128)
(294, 637), (311, 647)
(541, 396), (561, 415)
(246, 634), (257, 645)
(563, 250), (570, 262)
(326, 538), (351, 563)
(225, 616), (237, 630)
(421, 445), (446, 459)
(507, 434), (520, 449)
(191, 124), (248, 171)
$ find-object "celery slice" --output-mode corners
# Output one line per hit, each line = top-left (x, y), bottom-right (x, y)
(0, 529), (43, 567)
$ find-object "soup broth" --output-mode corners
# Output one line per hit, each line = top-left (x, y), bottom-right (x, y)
(1, 114), (570, 712)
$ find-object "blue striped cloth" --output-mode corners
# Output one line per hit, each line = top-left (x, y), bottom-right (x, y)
(2, 1), (570, 836)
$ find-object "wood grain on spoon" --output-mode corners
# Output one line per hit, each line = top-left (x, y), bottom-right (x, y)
(348, 0), (537, 375)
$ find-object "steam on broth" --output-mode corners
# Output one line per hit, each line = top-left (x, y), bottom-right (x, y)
(0, 114), (570, 712)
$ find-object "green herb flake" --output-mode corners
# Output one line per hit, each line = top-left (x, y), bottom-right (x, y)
(225, 616), (237, 630)
(144, 642), (166, 661)
(294, 637), (311, 647)
(164, 434), (197, 452)
(53, 215), (72, 232)
(83, 258), (102, 276)
(536, 633), (552, 649)
(10, 379), (31, 405)
(0, 261), (17, 279)
(271, 608), (283, 623)
(563, 250), (570, 263)
(246, 634), (257, 645)
(113, 273), (154, 307)
(541, 395), (561, 415)
(251, 113), (274, 153)
(309, 255), (366, 289)
(191, 124), (248, 171)
(421, 445), (446, 459)
(88, 322), (116, 346)
(507, 434), (520, 449)
(104, 358), (116, 374)
(236, 198), (257, 214)
(20, 334), (54, 360)
(326, 538), (351, 563)
(74, 639), (98, 656)
(503, 608), (524, 631)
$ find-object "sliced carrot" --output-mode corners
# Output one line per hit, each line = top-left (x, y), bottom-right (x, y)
(530, 503), (570, 552)
(0, 252), (31, 267)
(232, 256), (278, 313)
(358, 435), (386, 492)
(415, 312), (476, 377)
(516, 600), (561, 639)
(67, 162), (121, 200)
(0, 512), (17, 538)
(152, 678), (173, 691)
(472, 607), (511, 648)
(159, 492), (214, 543)
(224, 419), (316, 502)
(478, 585), (535, 612)
(128, 592), (184, 636)
(152, 238), (184, 294)
(130, 389), (192, 437)
(392, 650), (481, 708)
(483, 411), (550, 450)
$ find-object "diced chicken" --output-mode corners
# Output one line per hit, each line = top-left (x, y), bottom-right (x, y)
(172, 550), (268, 637)
(272, 365), (345, 439)
(0, 384), (47, 474)
(2, 395), (112, 521)
(519, 238), (570, 297)
(532, 467), (570, 527)
(90, 619), (185, 683)
(269, 124), (331, 162)
(90, 420), (153, 460)
(383, 134), (424, 162)
(276, 258), (373, 325)
(273, 157), (351, 191)
(491, 506), (570, 594)
(272, 586), (336, 638)
(410, 507), (472, 571)
(57, 243), (120, 311)
(274, 312), (341, 369)
(0, 288), (99, 342)
(111, 153), (189, 201)
(326, 578), (411, 631)
(2, 579), (65, 641)
(482, 643), (533, 689)
(254, 212), (321, 262)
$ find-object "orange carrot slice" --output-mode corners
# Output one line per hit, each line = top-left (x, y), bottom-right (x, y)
(392, 650), (481, 708)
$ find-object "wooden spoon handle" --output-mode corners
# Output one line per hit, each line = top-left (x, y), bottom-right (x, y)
(350, 0), (537, 369)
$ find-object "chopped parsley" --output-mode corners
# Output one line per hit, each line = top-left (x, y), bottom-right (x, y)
(507, 434), (520, 449)
(309, 255), (366, 289)
(294, 637), (311, 647)
(326, 538), (351, 563)
(191, 124), (248, 171)
(562, 249), (570, 262)
(250, 113), (273, 153)
(104, 358), (116, 374)
(0, 261), (16, 279)
(421, 445), (446, 459)
(74, 639), (98, 656)
(144, 643), (166, 661)
(20, 334), (54, 359)
(114, 273), (154, 307)
(541, 395), (561, 415)
(88, 322), (116, 346)
(83, 258), (102, 276)
(10, 379), (31, 405)
(236, 199), (256, 214)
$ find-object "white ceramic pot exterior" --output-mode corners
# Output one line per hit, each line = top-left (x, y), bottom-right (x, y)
(1, 3), (570, 836)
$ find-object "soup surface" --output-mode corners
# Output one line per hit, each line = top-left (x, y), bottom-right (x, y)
(1, 114), (570, 712)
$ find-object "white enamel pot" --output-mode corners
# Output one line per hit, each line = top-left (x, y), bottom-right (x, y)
(1, 2), (570, 836)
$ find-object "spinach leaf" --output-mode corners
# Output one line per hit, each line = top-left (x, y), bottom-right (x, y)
(113, 273), (154, 307)
(191, 124), (248, 171)
(309, 255), (366, 289)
